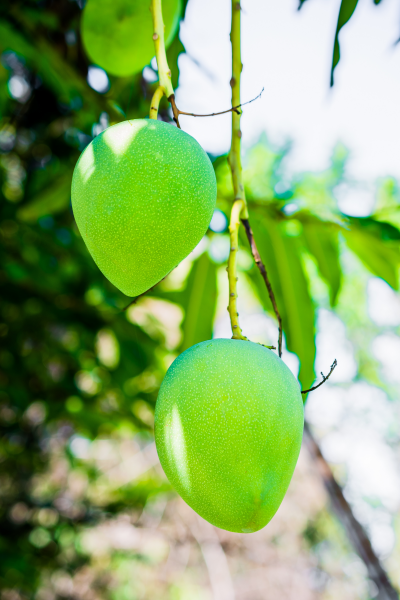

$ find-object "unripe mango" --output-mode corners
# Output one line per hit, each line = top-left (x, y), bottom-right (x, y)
(155, 339), (304, 533)
(71, 119), (216, 297)
(81, 0), (181, 77)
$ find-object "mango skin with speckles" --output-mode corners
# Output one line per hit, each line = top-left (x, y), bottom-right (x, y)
(82, 0), (181, 77)
(71, 119), (216, 297)
(155, 339), (304, 533)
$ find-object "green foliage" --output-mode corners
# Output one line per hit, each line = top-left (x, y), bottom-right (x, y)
(178, 252), (217, 351)
(331, 0), (359, 86)
(0, 0), (189, 594)
(302, 221), (341, 306)
(17, 170), (73, 223)
(342, 222), (400, 290)
(217, 141), (400, 392)
(0, 0), (400, 596)
(248, 214), (316, 389)
(301, 0), (389, 85)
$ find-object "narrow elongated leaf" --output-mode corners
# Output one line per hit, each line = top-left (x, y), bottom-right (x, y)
(343, 228), (400, 290)
(248, 212), (316, 389)
(179, 252), (218, 351)
(331, 0), (359, 86)
(302, 222), (342, 306)
(17, 172), (72, 222)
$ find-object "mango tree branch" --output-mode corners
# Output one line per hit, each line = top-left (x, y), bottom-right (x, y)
(241, 218), (283, 356)
(228, 0), (248, 220)
(304, 424), (399, 600)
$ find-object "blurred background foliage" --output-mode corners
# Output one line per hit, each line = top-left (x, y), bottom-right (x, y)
(1, 1), (400, 599)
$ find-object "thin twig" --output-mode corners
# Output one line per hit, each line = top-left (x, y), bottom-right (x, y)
(304, 423), (399, 600)
(241, 218), (283, 357)
(168, 94), (181, 129)
(176, 88), (264, 119)
(301, 359), (337, 394)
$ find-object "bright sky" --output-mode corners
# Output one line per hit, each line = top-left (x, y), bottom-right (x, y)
(177, 0), (400, 182)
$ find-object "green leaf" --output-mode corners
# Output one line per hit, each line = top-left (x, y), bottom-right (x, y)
(179, 252), (218, 351)
(302, 222), (342, 306)
(331, 0), (360, 86)
(17, 172), (73, 223)
(0, 19), (98, 107)
(373, 178), (400, 231)
(248, 212), (316, 389)
(343, 225), (400, 290)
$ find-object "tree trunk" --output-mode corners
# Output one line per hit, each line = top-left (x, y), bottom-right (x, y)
(304, 423), (399, 600)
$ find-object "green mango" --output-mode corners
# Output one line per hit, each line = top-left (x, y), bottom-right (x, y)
(155, 338), (304, 533)
(71, 119), (216, 297)
(81, 0), (181, 77)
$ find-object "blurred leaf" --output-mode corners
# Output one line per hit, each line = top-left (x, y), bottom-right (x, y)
(293, 145), (348, 224)
(179, 252), (217, 351)
(343, 225), (400, 290)
(373, 178), (400, 230)
(17, 171), (73, 222)
(331, 0), (359, 86)
(107, 100), (126, 119)
(0, 19), (98, 106)
(352, 216), (400, 241)
(302, 222), (342, 306)
(248, 212), (316, 388)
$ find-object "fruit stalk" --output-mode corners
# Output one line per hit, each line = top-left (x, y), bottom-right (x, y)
(150, 0), (175, 119)
(228, 199), (247, 340)
(228, 0), (248, 220)
(226, 1), (249, 340)
(149, 86), (165, 120)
